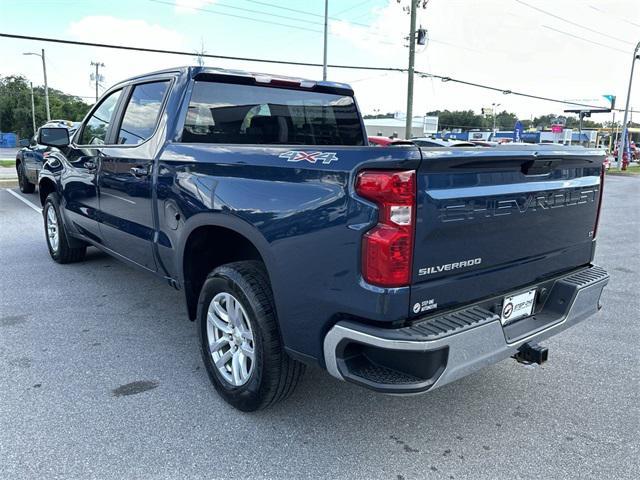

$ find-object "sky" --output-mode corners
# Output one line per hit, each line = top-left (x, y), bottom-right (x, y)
(1, 0), (639, 120)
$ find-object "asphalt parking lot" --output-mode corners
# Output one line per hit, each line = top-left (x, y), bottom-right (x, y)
(1, 176), (638, 480)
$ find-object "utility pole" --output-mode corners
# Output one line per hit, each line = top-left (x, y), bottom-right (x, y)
(405, 0), (418, 139)
(617, 41), (640, 171)
(23, 49), (50, 121)
(30, 82), (36, 135)
(90, 61), (105, 102)
(322, 0), (328, 80)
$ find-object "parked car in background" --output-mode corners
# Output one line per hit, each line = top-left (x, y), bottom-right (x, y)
(368, 136), (415, 147)
(469, 140), (499, 147)
(15, 120), (80, 193)
(411, 137), (477, 148)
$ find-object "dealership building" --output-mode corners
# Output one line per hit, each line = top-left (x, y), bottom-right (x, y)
(363, 116), (439, 139)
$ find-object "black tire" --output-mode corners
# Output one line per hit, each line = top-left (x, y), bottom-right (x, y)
(43, 193), (86, 264)
(17, 162), (35, 194)
(197, 261), (305, 411)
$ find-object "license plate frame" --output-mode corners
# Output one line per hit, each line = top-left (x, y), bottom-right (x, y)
(500, 288), (537, 325)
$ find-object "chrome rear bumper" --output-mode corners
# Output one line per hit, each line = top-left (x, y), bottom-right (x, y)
(323, 265), (609, 394)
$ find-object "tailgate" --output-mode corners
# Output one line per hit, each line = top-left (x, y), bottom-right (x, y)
(410, 146), (604, 316)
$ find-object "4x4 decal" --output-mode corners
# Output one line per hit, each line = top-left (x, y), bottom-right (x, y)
(279, 150), (338, 165)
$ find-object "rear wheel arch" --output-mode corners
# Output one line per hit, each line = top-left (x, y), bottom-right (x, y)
(180, 220), (274, 321)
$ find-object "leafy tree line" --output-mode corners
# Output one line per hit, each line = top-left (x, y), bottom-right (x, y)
(0, 75), (91, 139)
(364, 110), (608, 131)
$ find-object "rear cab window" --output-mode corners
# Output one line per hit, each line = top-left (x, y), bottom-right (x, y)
(181, 81), (364, 146)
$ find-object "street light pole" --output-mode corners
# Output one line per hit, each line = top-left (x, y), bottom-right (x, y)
(492, 103), (501, 132)
(41, 49), (50, 122)
(322, 0), (328, 81)
(617, 41), (640, 171)
(405, 0), (417, 140)
(30, 82), (36, 135)
(23, 49), (50, 121)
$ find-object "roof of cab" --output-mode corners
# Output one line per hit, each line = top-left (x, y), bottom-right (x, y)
(113, 65), (353, 93)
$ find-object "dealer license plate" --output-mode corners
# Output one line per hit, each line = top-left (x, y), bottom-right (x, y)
(500, 289), (537, 325)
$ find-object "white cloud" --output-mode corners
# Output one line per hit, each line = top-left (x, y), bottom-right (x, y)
(64, 16), (187, 99)
(174, 0), (216, 14)
(329, 3), (406, 62)
(67, 16), (185, 49)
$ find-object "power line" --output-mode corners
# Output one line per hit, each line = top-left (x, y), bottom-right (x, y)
(148, 0), (403, 49)
(153, 0), (482, 54)
(4, 32), (638, 115)
(149, 0), (326, 34)
(0, 32), (404, 71)
(542, 25), (627, 54)
(334, 0), (373, 17)
(514, 0), (635, 46)
(244, 0), (379, 30)
(588, 4), (640, 29)
(415, 70), (640, 114)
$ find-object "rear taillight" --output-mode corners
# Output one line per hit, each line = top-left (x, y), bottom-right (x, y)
(593, 164), (605, 239)
(356, 170), (416, 287)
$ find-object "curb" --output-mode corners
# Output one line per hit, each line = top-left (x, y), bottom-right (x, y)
(0, 180), (19, 188)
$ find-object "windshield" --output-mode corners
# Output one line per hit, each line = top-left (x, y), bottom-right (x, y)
(181, 81), (364, 146)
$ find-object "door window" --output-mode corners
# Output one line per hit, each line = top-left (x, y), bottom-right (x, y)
(116, 81), (169, 145)
(80, 90), (122, 145)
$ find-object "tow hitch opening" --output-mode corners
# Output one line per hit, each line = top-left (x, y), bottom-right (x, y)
(513, 343), (548, 365)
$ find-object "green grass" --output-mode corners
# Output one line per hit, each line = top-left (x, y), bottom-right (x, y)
(608, 165), (640, 175)
(0, 160), (15, 168)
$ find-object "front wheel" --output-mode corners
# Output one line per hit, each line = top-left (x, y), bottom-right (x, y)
(43, 193), (86, 263)
(197, 261), (305, 411)
(17, 162), (35, 193)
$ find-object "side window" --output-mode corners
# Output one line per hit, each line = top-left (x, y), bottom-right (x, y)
(80, 90), (122, 145)
(116, 81), (169, 145)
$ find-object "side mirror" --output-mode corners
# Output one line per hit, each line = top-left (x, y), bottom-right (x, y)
(38, 127), (70, 148)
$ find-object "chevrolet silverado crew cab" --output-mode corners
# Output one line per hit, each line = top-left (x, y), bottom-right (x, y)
(37, 66), (609, 411)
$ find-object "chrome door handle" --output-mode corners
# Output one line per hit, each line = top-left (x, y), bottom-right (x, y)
(130, 166), (149, 177)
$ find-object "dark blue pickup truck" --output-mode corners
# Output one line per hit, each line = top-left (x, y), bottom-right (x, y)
(37, 66), (609, 411)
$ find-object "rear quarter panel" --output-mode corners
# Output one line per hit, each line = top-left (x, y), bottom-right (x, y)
(156, 144), (421, 361)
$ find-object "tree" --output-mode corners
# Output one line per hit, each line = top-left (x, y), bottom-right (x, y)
(564, 116), (603, 129)
(531, 113), (603, 130)
(363, 112), (395, 119)
(427, 109), (485, 130)
(0, 75), (91, 139)
(494, 110), (518, 130)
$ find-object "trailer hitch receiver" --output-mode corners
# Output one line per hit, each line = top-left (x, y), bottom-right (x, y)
(513, 342), (548, 365)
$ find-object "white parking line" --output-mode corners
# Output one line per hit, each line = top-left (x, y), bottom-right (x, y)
(4, 189), (42, 213)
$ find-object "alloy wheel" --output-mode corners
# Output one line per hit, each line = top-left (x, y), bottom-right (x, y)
(46, 205), (59, 252)
(206, 292), (255, 386)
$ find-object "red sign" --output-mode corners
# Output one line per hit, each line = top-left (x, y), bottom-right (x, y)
(551, 124), (563, 133)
